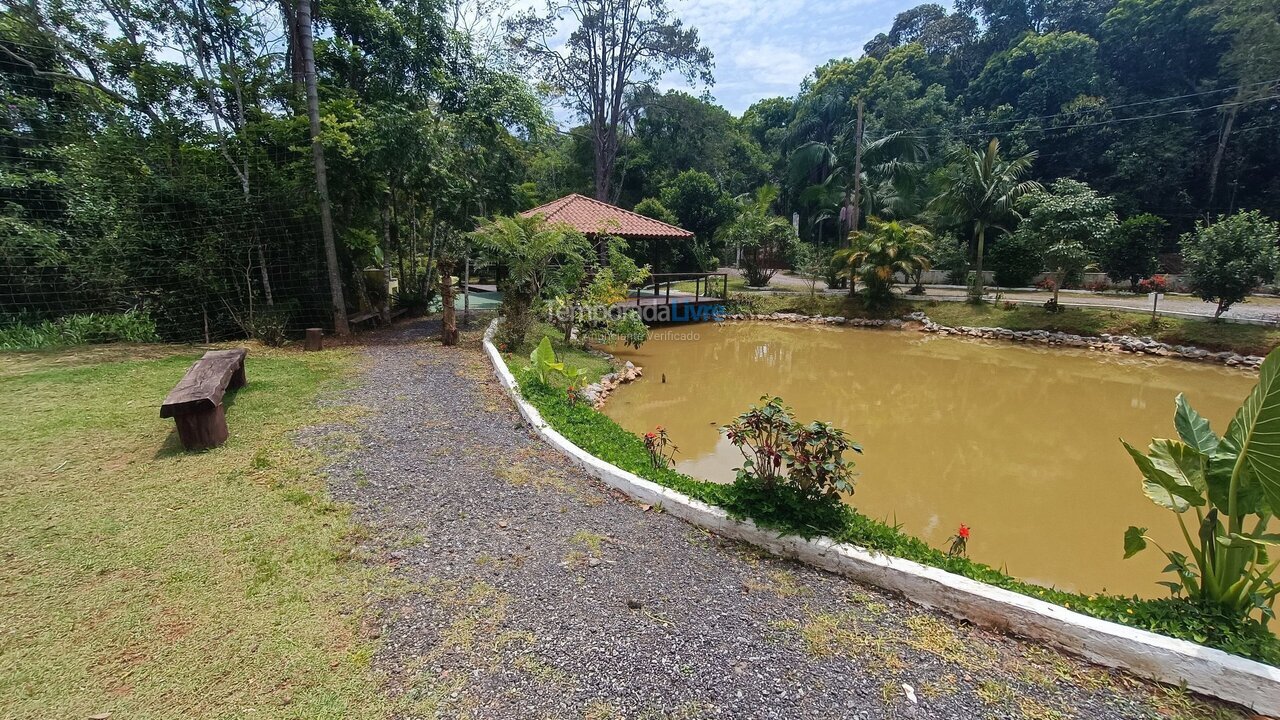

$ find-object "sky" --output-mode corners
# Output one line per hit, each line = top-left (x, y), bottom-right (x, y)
(658, 0), (925, 115)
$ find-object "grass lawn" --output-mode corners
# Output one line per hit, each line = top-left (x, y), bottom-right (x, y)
(733, 293), (1280, 356)
(0, 345), (389, 720)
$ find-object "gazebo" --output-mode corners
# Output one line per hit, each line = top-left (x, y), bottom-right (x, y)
(520, 194), (693, 244)
(519, 194), (725, 318)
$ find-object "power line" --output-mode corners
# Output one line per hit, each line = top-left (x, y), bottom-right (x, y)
(880, 93), (1280, 142)
(879, 77), (1280, 135)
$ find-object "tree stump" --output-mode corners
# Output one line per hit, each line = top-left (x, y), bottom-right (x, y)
(305, 328), (323, 351)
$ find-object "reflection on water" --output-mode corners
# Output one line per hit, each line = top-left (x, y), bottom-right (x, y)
(603, 323), (1257, 596)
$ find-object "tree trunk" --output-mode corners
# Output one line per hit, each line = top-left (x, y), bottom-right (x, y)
(849, 98), (864, 247)
(255, 236), (274, 307)
(439, 258), (459, 346)
(1207, 102), (1238, 210)
(971, 226), (986, 302)
(295, 0), (349, 335)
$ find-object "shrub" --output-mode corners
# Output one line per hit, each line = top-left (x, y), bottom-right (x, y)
(989, 232), (1042, 288)
(1135, 275), (1168, 294)
(722, 396), (861, 502)
(1123, 350), (1280, 621)
(1181, 210), (1280, 317)
(931, 233), (969, 285)
(242, 304), (295, 347)
(1103, 213), (1166, 290)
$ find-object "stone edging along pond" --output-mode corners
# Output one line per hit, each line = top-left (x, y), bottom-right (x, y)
(720, 310), (1265, 370)
(482, 318), (1280, 715)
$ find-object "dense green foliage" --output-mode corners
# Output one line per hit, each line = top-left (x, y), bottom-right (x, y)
(1, 0), (543, 341)
(5, 0), (1279, 340)
(513, 345), (1280, 665)
(0, 310), (159, 350)
(834, 218), (933, 305)
(1181, 211), (1280, 317)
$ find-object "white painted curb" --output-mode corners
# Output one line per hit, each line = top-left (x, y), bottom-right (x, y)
(483, 318), (1280, 715)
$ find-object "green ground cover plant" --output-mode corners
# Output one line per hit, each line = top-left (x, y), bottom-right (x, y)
(0, 310), (161, 350)
(510, 328), (1280, 665)
(0, 346), (389, 719)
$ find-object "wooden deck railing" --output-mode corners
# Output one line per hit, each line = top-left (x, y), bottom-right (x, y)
(632, 272), (729, 306)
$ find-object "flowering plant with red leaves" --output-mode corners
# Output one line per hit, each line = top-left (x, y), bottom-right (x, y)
(1135, 274), (1168, 294)
(948, 524), (970, 558)
(643, 425), (678, 469)
(721, 396), (861, 500)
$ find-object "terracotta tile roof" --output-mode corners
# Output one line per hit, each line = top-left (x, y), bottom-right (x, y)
(520, 194), (693, 240)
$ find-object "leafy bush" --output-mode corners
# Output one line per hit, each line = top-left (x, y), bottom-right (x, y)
(988, 231), (1042, 288)
(1103, 214), (1166, 290)
(0, 310), (160, 350)
(833, 218), (932, 307)
(510, 340), (1280, 664)
(1181, 210), (1280, 318)
(930, 233), (969, 285)
(722, 395), (862, 502)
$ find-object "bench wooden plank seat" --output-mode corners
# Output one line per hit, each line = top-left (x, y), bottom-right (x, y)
(349, 310), (378, 327)
(160, 348), (247, 450)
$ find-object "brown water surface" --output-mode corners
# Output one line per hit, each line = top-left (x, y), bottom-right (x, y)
(603, 323), (1257, 596)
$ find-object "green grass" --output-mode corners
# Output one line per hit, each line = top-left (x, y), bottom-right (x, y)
(732, 293), (1280, 356)
(509, 330), (1280, 666)
(0, 345), (390, 719)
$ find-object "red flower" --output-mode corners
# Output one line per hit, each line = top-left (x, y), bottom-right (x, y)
(958, 524), (970, 540)
(644, 432), (656, 440)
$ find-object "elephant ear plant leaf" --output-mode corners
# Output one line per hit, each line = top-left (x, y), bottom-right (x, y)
(1123, 349), (1280, 621)
(529, 337), (565, 384)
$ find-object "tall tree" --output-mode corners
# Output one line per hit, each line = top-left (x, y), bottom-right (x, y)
(506, 0), (713, 202)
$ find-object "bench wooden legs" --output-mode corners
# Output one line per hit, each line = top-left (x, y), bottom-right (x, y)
(173, 404), (229, 451)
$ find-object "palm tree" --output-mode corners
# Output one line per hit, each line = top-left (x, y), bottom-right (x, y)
(790, 129), (926, 245)
(833, 218), (933, 306)
(931, 138), (1041, 301)
(469, 214), (591, 347)
(721, 185), (796, 287)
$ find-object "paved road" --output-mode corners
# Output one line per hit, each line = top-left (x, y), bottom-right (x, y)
(311, 317), (1236, 719)
(723, 268), (1280, 324)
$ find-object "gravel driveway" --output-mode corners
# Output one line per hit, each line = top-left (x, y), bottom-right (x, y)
(319, 317), (1238, 720)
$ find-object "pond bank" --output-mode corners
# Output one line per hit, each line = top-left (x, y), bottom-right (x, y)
(716, 310), (1266, 370)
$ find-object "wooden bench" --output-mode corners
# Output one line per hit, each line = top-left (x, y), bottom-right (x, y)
(160, 349), (248, 450)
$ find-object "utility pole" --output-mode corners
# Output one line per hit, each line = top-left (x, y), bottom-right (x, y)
(295, 0), (350, 336)
(849, 98), (864, 248)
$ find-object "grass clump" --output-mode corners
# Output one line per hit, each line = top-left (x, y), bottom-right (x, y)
(509, 333), (1280, 666)
(0, 345), (390, 719)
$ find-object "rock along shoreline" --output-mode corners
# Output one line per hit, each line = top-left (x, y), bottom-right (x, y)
(716, 310), (1264, 371)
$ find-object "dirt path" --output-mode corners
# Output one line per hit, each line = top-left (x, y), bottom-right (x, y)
(321, 317), (1235, 720)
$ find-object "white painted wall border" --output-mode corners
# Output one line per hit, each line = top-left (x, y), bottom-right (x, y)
(482, 318), (1280, 715)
